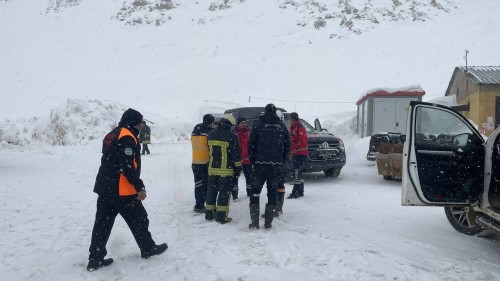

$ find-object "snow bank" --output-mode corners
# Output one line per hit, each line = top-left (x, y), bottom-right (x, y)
(0, 99), (192, 146)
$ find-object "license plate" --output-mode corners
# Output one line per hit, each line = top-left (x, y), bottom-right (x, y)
(319, 150), (338, 158)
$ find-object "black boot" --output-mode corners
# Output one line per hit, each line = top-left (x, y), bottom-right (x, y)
(215, 211), (232, 224)
(193, 205), (206, 214)
(287, 186), (300, 199)
(141, 243), (168, 259)
(264, 204), (276, 229)
(205, 210), (215, 221)
(87, 258), (113, 272)
(249, 203), (260, 229)
(276, 192), (285, 215)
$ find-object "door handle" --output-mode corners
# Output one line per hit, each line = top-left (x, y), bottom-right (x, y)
(418, 150), (454, 156)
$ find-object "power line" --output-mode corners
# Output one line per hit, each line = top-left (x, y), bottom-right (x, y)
(250, 96), (354, 104)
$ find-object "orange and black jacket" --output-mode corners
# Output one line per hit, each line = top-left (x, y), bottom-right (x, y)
(208, 122), (242, 177)
(94, 126), (144, 197)
(191, 122), (213, 165)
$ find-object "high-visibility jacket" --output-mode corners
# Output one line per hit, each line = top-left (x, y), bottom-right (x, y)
(290, 121), (309, 156)
(191, 122), (213, 164)
(94, 126), (144, 197)
(208, 122), (242, 177)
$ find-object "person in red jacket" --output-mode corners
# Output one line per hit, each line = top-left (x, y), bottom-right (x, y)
(287, 112), (309, 199)
(236, 117), (254, 197)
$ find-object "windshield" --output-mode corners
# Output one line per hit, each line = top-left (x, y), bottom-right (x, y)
(284, 119), (316, 133)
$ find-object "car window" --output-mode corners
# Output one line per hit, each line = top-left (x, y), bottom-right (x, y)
(283, 118), (316, 133)
(415, 106), (476, 145)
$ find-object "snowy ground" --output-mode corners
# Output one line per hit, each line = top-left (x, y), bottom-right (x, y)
(2, 137), (500, 281)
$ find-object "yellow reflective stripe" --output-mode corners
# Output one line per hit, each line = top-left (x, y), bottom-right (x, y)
(208, 140), (229, 170)
(208, 168), (235, 177)
(206, 204), (216, 210)
(209, 140), (230, 147)
(216, 205), (229, 212)
(234, 161), (242, 167)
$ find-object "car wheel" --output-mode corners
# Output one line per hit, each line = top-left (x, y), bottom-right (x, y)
(444, 206), (483, 235)
(383, 175), (393, 180)
(324, 167), (341, 178)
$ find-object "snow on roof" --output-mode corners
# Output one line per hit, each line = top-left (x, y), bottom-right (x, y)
(457, 66), (500, 84)
(356, 85), (425, 105)
(425, 95), (457, 107)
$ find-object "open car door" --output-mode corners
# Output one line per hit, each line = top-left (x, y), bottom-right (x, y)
(314, 118), (326, 132)
(402, 101), (485, 206)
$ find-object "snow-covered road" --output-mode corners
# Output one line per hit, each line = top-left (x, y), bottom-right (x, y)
(2, 137), (500, 281)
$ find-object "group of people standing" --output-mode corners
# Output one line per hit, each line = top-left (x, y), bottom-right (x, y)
(84, 104), (309, 272)
(190, 103), (309, 229)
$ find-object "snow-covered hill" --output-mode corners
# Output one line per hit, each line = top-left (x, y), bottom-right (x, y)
(1, 0), (499, 126)
(50, 0), (458, 36)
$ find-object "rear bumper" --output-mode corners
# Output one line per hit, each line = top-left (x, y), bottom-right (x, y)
(366, 152), (376, 161)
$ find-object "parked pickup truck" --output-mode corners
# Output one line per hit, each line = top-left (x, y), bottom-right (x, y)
(223, 107), (346, 177)
(402, 101), (500, 236)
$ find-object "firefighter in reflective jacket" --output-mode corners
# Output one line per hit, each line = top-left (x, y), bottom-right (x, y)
(205, 116), (242, 224)
(87, 108), (167, 272)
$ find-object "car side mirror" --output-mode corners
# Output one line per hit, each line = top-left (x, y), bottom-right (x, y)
(321, 128), (328, 132)
(400, 135), (406, 143)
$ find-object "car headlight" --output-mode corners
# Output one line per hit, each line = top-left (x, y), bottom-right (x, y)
(339, 139), (345, 151)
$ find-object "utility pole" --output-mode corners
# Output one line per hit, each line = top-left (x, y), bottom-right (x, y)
(464, 49), (469, 72)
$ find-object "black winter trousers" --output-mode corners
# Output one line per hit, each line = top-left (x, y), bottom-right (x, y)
(88, 195), (155, 260)
(242, 164), (254, 194)
(250, 165), (282, 206)
(141, 143), (150, 154)
(192, 164), (209, 208)
(231, 164), (254, 198)
(292, 155), (306, 195)
(206, 176), (233, 213)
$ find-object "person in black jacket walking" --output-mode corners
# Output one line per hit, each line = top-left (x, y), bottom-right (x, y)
(248, 104), (290, 229)
(205, 116), (242, 223)
(87, 108), (167, 271)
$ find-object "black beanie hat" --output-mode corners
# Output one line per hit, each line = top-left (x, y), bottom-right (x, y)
(203, 114), (215, 124)
(237, 117), (247, 125)
(290, 112), (299, 121)
(265, 103), (276, 114)
(120, 108), (143, 127)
